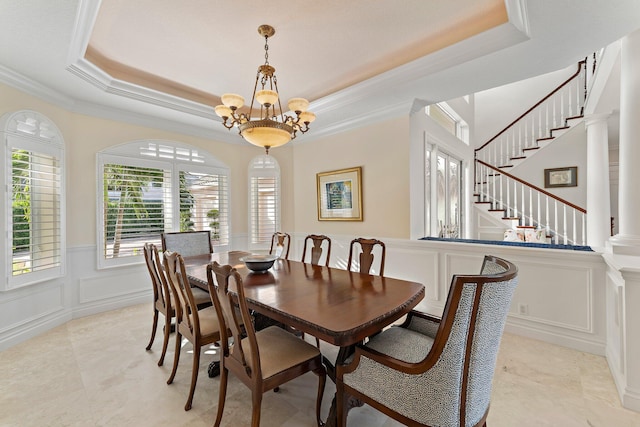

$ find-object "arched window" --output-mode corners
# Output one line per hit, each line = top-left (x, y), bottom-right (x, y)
(248, 155), (281, 249)
(97, 140), (230, 269)
(0, 111), (65, 289)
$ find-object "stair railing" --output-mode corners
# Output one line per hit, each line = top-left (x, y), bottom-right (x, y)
(475, 60), (588, 171)
(475, 159), (587, 245)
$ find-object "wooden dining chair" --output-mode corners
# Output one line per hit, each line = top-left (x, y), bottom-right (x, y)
(301, 234), (331, 266)
(163, 251), (222, 411)
(143, 243), (211, 366)
(207, 262), (327, 427)
(161, 230), (213, 257)
(346, 237), (386, 276)
(336, 255), (518, 427)
(269, 232), (291, 259)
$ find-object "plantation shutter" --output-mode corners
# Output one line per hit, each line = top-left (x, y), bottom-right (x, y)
(102, 162), (170, 260)
(3, 110), (66, 289)
(249, 155), (280, 246)
(180, 170), (230, 246)
(10, 147), (62, 282)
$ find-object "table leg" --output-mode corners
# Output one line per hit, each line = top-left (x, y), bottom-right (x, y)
(208, 360), (220, 378)
(323, 345), (364, 427)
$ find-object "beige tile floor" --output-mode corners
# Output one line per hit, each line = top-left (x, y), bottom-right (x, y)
(1, 303), (640, 427)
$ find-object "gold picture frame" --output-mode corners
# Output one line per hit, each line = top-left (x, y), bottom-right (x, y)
(317, 167), (363, 221)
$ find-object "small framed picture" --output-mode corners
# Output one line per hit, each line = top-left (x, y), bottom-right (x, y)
(544, 166), (577, 188)
(317, 167), (363, 221)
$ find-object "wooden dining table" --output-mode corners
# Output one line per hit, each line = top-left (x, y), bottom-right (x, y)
(183, 250), (425, 426)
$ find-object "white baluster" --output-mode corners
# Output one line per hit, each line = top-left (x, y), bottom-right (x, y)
(563, 205), (568, 244)
(572, 209), (577, 244)
(554, 201), (559, 244)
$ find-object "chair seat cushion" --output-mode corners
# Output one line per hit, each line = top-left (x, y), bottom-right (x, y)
(191, 286), (212, 307)
(365, 326), (434, 364)
(238, 326), (321, 380)
(196, 306), (221, 339)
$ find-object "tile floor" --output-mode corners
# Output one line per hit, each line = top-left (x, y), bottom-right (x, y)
(1, 303), (640, 426)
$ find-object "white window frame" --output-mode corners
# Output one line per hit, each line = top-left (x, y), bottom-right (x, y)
(1, 110), (66, 290)
(248, 155), (281, 251)
(96, 140), (230, 269)
(426, 102), (469, 144)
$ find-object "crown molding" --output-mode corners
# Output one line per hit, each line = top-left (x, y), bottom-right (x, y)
(0, 65), (76, 108)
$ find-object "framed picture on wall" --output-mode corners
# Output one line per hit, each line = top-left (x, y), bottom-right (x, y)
(544, 166), (577, 188)
(317, 167), (363, 221)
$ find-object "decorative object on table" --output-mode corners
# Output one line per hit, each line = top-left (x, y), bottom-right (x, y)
(544, 166), (577, 188)
(336, 255), (518, 427)
(240, 254), (277, 273)
(317, 167), (363, 221)
(214, 25), (315, 154)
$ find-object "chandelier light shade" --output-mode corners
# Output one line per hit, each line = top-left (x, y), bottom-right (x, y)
(214, 25), (315, 153)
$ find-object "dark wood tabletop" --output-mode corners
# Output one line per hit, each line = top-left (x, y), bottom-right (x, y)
(184, 251), (425, 348)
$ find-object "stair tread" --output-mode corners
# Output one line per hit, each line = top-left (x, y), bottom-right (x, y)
(523, 146), (540, 152)
(498, 165), (513, 169)
(510, 156), (526, 160)
(537, 137), (554, 142)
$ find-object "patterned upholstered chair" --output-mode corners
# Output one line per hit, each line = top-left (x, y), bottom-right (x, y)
(336, 255), (518, 427)
(269, 232), (291, 259)
(346, 237), (386, 276)
(161, 231), (213, 258)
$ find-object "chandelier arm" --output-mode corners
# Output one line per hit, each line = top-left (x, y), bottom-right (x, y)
(248, 70), (262, 122)
(271, 75), (286, 123)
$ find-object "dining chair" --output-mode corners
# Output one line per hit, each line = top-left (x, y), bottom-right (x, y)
(163, 251), (222, 411)
(161, 230), (213, 257)
(207, 261), (327, 427)
(269, 231), (291, 259)
(143, 243), (211, 366)
(336, 255), (518, 427)
(346, 237), (386, 276)
(301, 234), (331, 266)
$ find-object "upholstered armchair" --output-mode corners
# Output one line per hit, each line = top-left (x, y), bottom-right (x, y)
(336, 255), (518, 427)
(161, 230), (213, 257)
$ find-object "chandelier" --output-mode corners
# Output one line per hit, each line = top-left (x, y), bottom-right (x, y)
(214, 25), (315, 154)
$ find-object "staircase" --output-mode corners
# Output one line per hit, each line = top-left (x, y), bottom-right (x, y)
(474, 60), (592, 245)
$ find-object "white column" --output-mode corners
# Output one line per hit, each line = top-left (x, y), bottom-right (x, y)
(584, 114), (610, 251)
(610, 29), (640, 255)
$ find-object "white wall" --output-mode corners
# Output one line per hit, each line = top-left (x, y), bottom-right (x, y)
(474, 64), (578, 147)
(292, 116), (411, 239)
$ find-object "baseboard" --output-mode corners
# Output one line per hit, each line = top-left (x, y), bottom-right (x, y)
(72, 290), (151, 320)
(0, 308), (72, 351)
(505, 322), (605, 356)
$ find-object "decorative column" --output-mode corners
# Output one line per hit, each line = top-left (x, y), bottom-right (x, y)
(584, 114), (610, 251)
(610, 29), (640, 255)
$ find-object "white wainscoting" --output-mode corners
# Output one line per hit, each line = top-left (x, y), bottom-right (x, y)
(291, 233), (607, 355)
(1, 237), (607, 357)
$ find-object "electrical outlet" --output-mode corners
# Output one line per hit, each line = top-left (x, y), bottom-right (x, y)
(518, 303), (529, 315)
